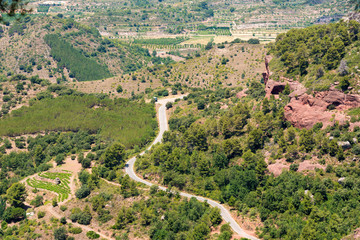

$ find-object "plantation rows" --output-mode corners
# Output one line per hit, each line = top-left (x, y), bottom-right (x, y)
(44, 34), (112, 81)
(0, 95), (158, 148)
(139, 43), (204, 50)
(39, 172), (71, 183)
(27, 172), (71, 202)
(133, 37), (189, 45)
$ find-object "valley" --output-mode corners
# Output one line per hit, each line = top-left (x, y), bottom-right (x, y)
(0, 0), (360, 240)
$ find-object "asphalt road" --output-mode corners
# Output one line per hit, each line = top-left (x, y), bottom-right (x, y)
(125, 96), (259, 240)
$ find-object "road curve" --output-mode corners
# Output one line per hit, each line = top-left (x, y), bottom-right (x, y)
(125, 96), (259, 240)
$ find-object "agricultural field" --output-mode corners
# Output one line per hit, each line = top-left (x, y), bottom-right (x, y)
(0, 93), (157, 148)
(27, 171), (71, 202)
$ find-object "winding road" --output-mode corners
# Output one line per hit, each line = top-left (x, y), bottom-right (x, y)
(125, 96), (259, 240)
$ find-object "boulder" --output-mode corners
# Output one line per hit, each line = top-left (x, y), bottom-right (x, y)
(337, 141), (351, 150)
(338, 177), (346, 184)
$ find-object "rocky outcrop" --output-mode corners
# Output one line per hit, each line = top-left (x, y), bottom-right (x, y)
(284, 90), (360, 129)
(284, 101), (347, 129)
(265, 78), (306, 98)
(236, 89), (248, 99)
(262, 56), (360, 129)
(338, 141), (352, 149)
(262, 55), (271, 85)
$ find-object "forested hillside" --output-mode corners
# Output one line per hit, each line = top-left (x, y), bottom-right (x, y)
(269, 20), (360, 91)
(136, 81), (360, 239)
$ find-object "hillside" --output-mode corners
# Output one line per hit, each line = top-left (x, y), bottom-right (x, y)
(268, 19), (360, 92)
(0, 15), (151, 82)
(73, 42), (266, 97)
(2, 3), (360, 240)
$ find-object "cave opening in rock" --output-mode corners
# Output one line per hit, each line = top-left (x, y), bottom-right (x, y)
(271, 85), (285, 94)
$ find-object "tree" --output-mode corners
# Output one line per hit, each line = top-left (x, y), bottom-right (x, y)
(0, 197), (5, 220)
(55, 154), (65, 165)
(52, 198), (58, 207)
(197, 100), (206, 110)
(166, 102), (173, 109)
(75, 184), (91, 199)
(54, 227), (68, 240)
(323, 46), (341, 70)
(192, 222), (210, 239)
(256, 158), (268, 182)
(30, 195), (43, 207)
(6, 183), (27, 208)
(283, 83), (291, 95)
(113, 206), (134, 229)
(205, 41), (213, 50)
(262, 98), (270, 114)
(248, 38), (260, 44)
(86, 231), (100, 239)
(247, 128), (264, 152)
(116, 85), (123, 93)
(209, 208), (222, 226)
(184, 124), (208, 152)
(299, 130), (315, 152)
(3, 207), (26, 223)
(339, 78), (350, 91)
(102, 143), (126, 169)
(337, 59), (349, 76)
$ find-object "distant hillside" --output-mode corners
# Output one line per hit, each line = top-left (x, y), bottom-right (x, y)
(0, 15), (151, 82)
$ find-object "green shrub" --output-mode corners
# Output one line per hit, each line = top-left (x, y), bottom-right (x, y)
(37, 211), (45, 219)
(53, 227), (67, 240)
(116, 85), (123, 93)
(76, 185), (91, 199)
(69, 227), (82, 234)
(60, 205), (68, 212)
(86, 231), (100, 239)
(30, 195), (43, 207)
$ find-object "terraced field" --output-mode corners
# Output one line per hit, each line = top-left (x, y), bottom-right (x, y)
(27, 171), (72, 202)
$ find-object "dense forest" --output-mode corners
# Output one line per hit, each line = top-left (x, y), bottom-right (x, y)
(44, 34), (112, 81)
(136, 82), (360, 239)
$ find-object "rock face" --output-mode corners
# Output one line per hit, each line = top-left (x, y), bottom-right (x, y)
(262, 56), (360, 129)
(262, 55), (271, 85)
(284, 90), (360, 129)
(265, 78), (306, 99)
